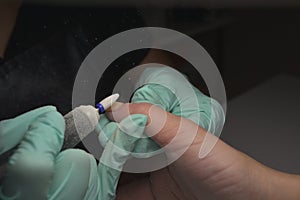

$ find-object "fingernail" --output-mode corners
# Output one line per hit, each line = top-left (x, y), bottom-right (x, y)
(106, 102), (124, 112)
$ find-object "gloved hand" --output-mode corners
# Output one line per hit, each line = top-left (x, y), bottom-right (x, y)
(0, 66), (225, 200)
(132, 66), (224, 135)
(97, 66), (225, 199)
(112, 66), (225, 158)
(0, 106), (65, 199)
(47, 112), (148, 200)
(0, 106), (148, 200)
(112, 68), (300, 200)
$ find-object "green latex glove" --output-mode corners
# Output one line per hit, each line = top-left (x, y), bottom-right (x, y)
(93, 66), (225, 199)
(124, 66), (225, 156)
(0, 106), (65, 199)
(97, 114), (147, 199)
(133, 66), (224, 133)
(51, 108), (149, 200)
(0, 106), (147, 200)
(48, 114), (147, 200)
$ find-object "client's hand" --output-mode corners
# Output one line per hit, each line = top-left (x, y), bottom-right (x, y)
(109, 67), (300, 200)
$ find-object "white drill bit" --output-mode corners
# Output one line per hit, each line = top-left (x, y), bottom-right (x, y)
(96, 93), (120, 113)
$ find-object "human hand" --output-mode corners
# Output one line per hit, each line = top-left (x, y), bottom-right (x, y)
(0, 106), (149, 200)
(111, 66), (300, 200)
(0, 106), (65, 199)
(108, 66), (225, 163)
(105, 66), (249, 199)
(110, 102), (273, 200)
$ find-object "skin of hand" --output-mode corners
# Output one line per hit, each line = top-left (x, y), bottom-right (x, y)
(107, 102), (300, 200)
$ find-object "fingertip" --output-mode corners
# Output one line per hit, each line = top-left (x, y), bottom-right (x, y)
(106, 103), (151, 123)
(118, 114), (148, 137)
(98, 121), (119, 147)
(106, 102), (124, 112)
(42, 110), (65, 134)
(106, 102), (177, 146)
(105, 103), (130, 122)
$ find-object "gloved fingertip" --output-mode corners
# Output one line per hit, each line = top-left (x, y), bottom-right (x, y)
(119, 114), (147, 137)
(132, 84), (177, 111)
(97, 121), (119, 147)
(12, 106), (58, 123)
(0, 106), (60, 154)
(8, 109), (65, 173)
(41, 109), (65, 135)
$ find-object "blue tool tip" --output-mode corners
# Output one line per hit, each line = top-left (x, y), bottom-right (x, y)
(95, 103), (105, 114)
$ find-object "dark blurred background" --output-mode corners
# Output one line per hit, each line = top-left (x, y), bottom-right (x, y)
(1, 0), (299, 173)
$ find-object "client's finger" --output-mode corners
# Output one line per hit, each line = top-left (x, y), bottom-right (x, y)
(106, 102), (205, 150)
